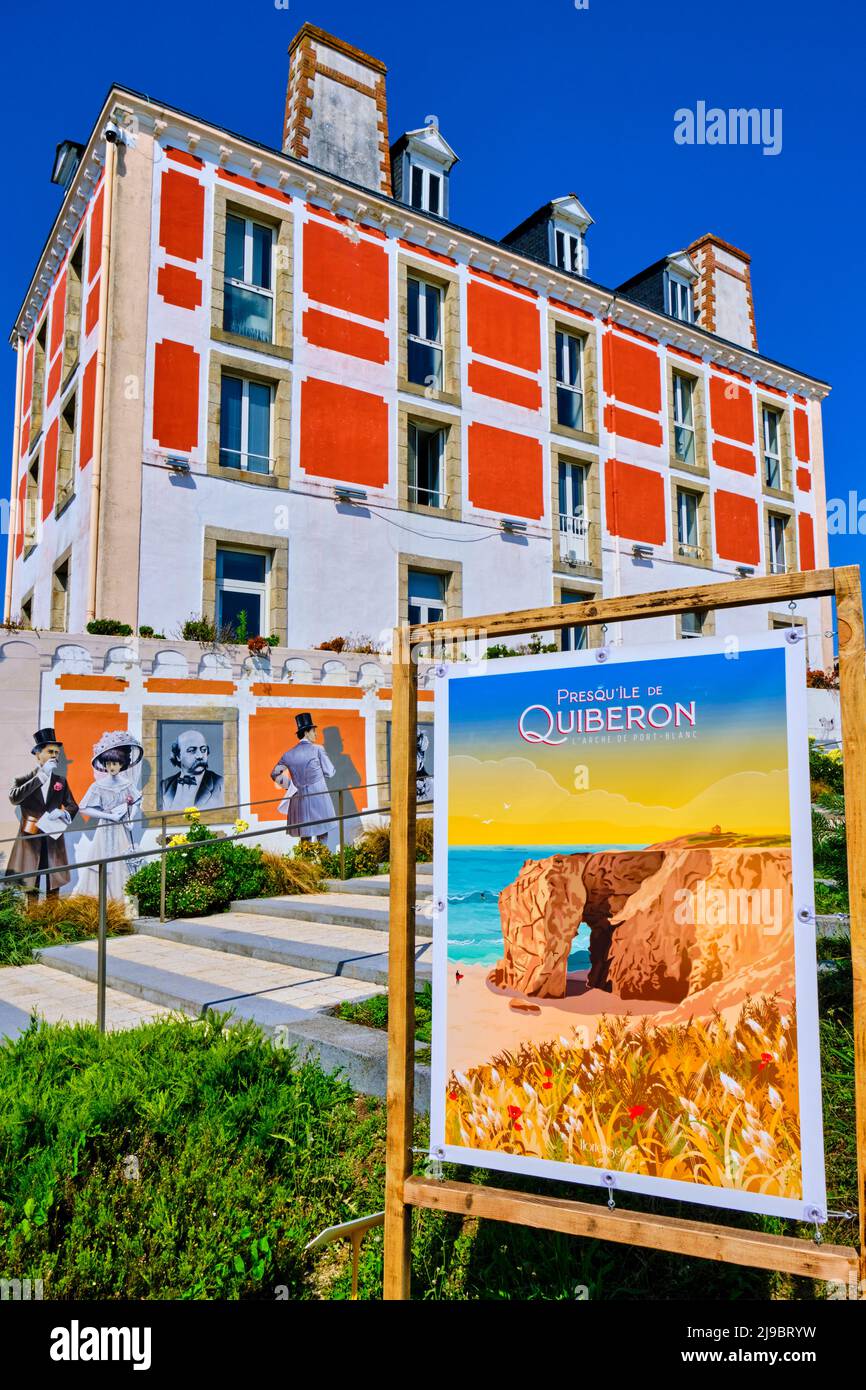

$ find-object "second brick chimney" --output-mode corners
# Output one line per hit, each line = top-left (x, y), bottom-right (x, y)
(687, 234), (757, 350)
(283, 23), (392, 197)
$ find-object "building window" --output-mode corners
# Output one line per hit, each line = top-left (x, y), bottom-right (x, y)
(408, 568), (446, 625)
(409, 164), (442, 215)
(555, 330), (584, 430)
(407, 277), (443, 389)
(219, 374), (273, 474)
(223, 214), (274, 343)
(762, 405), (782, 489)
(681, 610), (706, 639)
(768, 513), (788, 574)
(561, 590), (589, 652)
(20, 593), (33, 628)
(57, 394), (76, 509)
(676, 488), (701, 559)
(31, 321), (47, 441)
(63, 238), (84, 379)
(672, 373), (696, 464)
(216, 547), (268, 637)
(666, 273), (693, 323)
(24, 459), (39, 550)
(558, 460), (590, 564)
(408, 422), (445, 508)
(554, 228), (583, 274)
(51, 558), (70, 632)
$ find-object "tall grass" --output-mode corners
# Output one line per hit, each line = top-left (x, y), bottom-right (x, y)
(0, 891), (132, 967)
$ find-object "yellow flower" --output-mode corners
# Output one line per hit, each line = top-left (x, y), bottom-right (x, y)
(234, 819), (249, 834)
(184, 806), (201, 821)
(168, 834), (188, 847)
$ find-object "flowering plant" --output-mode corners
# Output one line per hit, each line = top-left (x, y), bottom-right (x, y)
(234, 819), (249, 835)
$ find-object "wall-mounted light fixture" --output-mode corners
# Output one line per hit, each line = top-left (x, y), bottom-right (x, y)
(500, 518), (527, 534)
(334, 485), (368, 505)
(632, 543), (653, 560)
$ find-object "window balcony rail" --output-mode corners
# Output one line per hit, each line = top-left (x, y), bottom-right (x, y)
(223, 280), (274, 343)
(408, 484), (448, 509)
(677, 541), (703, 560)
(768, 558), (790, 575)
(559, 513), (591, 565)
(218, 447), (274, 476)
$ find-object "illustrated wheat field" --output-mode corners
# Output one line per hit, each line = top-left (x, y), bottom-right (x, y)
(445, 997), (801, 1195)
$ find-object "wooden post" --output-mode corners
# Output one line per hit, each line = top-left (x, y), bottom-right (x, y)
(834, 565), (866, 1284)
(384, 626), (418, 1300)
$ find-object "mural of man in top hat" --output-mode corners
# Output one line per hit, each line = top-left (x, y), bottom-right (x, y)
(7, 728), (79, 904)
(270, 713), (337, 846)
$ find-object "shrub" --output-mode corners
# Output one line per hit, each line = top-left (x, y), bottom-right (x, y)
(351, 817), (433, 870)
(86, 619), (134, 637)
(809, 739), (845, 798)
(485, 633), (556, 659)
(316, 635), (381, 655)
(182, 616), (217, 643)
(259, 852), (326, 896)
(247, 635), (270, 657)
(0, 890), (131, 967)
(138, 625), (154, 638)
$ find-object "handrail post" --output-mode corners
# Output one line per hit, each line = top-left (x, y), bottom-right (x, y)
(159, 815), (167, 923)
(338, 788), (346, 880)
(97, 859), (107, 1034)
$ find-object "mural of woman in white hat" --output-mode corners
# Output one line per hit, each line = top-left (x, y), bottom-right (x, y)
(270, 712), (338, 846)
(76, 731), (144, 900)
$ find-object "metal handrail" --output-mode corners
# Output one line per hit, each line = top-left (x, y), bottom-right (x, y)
(1, 794), (433, 1032)
(0, 779), (393, 846)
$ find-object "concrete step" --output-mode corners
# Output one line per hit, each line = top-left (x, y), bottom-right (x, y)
(232, 891), (434, 938)
(134, 910), (432, 988)
(0, 962), (172, 1040)
(324, 873), (432, 899)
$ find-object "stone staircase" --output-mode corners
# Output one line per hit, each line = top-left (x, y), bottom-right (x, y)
(0, 872), (434, 1109)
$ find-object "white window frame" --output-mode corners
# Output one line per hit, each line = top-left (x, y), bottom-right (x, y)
(555, 329), (584, 429)
(219, 374), (274, 474)
(224, 213), (275, 342)
(768, 513), (788, 574)
(676, 487), (701, 558)
(408, 161), (444, 216)
(762, 405), (782, 490)
(553, 226), (583, 275)
(407, 276), (444, 388)
(681, 610), (704, 638)
(666, 272), (694, 323)
(558, 459), (590, 563)
(672, 372), (696, 463)
(216, 546), (270, 637)
(407, 568), (447, 626)
(408, 421), (446, 508)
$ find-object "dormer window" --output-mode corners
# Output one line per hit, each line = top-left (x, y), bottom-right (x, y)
(410, 163), (442, 216)
(554, 228), (583, 274)
(666, 272), (694, 323)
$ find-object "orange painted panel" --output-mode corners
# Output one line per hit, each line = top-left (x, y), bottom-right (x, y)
(467, 280), (541, 373)
(79, 356), (97, 469)
(798, 513), (816, 571)
(221, 169), (292, 205)
(250, 683), (363, 700)
(85, 280), (100, 336)
(603, 403), (663, 447)
(166, 146), (204, 169)
(468, 360), (542, 410)
(714, 491), (760, 565)
(604, 458), (666, 545)
(88, 186), (104, 282)
(54, 702), (126, 803)
(157, 264), (203, 310)
(668, 345), (703, 365)
(57, 675), (128, 691)
(46, 354), (62, 406)
(470, 267), (537, 300)
(144, 679), (236, 694)
(15, 472), (26, 558)
(303, 220), (389, 322)
(248, 707), (369, 820)
(467, 422), (543, 519)
(303, 308), (390, 363)
(603, 333), (662, 414)
(709, 374), (755, 445)
(398, 239), (457, 267)
(50, 272), (66, 359)
(41, 419), (58, 520)
(159, 170), (204, 263)
(152, 340), (200, 452)
(549, 297), (593, 322)
(376, 688), (434, 703)
(300, 377), (389, 487)
(713, 440), (756, 475)
(796, 466), (811, 493)
(794, 410), (811, 463)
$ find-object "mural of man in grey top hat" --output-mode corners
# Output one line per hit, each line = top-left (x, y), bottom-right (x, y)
(7, 728), (79, 903)
(270, 713), (337, 846)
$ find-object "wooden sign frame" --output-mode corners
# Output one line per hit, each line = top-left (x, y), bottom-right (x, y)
(385, 566), (865, 1299)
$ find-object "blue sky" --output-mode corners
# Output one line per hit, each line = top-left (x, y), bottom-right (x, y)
(1, 0), (863, 584)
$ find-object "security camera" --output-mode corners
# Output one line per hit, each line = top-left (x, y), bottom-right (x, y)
(103, 121), (124, 145)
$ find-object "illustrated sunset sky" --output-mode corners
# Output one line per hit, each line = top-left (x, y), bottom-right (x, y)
(448, 648), (791, 847)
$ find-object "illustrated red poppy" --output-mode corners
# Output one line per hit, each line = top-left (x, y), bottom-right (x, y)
(629, 1104), (646, 1120)
(514, 1124), (522, 1132)
(507, 1105), (522, 1121)
(758, 1051), (773, 1070)
(448, 1090), (458, 1101)
(542, 1082), (553, 1090)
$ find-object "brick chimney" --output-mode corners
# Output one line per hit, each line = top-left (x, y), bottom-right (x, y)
(283, 23), (392, 197)
(687, 234), (757, 350)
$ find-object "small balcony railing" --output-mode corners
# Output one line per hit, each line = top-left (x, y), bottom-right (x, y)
(559, 513), (591, 565)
